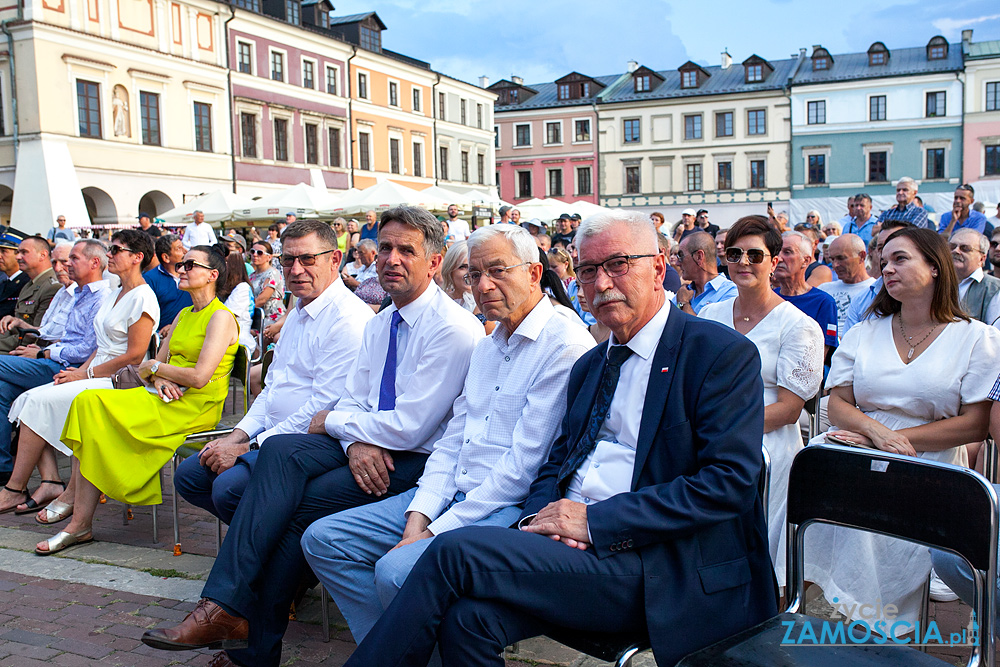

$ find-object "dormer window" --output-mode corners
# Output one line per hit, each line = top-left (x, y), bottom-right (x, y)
(558, 84), (570, 100)
(635, 75), (650, 92)
(682, 70), (698, 88)
(746, 65), (762, 82)
(285, 0), (300, 25)
(580, 82), (590, 97)
(319, 11), (329, 28)
(811, 46), (833, 71)
(927, 36), (948, 60)
(678, 62), (709, 89)
(360, 25), (381, 52)
(868, 42), (889, 66)
(741, 56), (772, 84)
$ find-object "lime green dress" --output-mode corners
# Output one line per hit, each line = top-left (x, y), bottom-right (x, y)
(61, 298), (239, 506)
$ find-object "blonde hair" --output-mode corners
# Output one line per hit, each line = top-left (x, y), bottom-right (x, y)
(548, 246), (575, 278)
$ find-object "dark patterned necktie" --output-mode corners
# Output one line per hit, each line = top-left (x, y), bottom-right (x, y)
(558, 344), (634, 484)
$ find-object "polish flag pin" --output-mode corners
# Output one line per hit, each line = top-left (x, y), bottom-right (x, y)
(660, 367), (669, 373)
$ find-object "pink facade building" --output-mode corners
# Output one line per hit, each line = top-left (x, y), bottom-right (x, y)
(491, 74), (609, 205)
(962, 34), (1000, 200)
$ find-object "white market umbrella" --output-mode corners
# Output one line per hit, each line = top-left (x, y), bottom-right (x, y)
(420, 186), (476, 212)
(570, 201), (609, 218)
(158, 190), (256, 225)
(232, 183), (339, 221)
(324, 181), (433, 217)
(515, 198), (572, 222)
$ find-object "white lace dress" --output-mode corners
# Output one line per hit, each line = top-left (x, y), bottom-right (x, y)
(700, 299), (824, 583)
(805, 315), (1000, 633)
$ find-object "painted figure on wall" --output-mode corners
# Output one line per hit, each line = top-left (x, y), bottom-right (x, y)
(112, 85), (130, 138)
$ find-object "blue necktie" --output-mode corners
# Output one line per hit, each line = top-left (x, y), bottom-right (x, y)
(378, 311), (403, 411)
(558, 344), (634, 484)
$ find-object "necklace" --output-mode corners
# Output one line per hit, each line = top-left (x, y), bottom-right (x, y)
(897, 315), (939, 360)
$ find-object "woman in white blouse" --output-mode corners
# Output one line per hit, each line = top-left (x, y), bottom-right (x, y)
(806, 225), (1000, 634)
(699, 215), (824, 585)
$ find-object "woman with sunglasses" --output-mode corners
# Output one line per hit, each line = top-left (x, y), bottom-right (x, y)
(1, 230), (160, 516)
(331, 218), (349, 253)
(249, 240), (285, 325)
(33, 243), (240, 554)
(699, 215), (823, 587)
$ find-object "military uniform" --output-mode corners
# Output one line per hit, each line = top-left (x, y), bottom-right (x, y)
(0, 268), (61, 353)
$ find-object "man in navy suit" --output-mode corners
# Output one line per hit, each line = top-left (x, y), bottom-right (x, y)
(341, 211), (777, 667)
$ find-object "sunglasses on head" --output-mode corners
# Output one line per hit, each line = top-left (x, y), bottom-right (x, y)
(175, 259), (214, 272)
(250, 249), (270, 256)
(725, 248), (770, 264)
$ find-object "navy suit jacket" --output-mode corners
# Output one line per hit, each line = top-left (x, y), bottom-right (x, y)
(520, 306), (777, 665)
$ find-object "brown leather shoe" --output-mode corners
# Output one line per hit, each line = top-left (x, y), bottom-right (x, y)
(141, 599), (248, 651)
(206, 652), (238, 667)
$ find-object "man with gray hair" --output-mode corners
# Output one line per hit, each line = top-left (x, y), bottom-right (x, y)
(301, 223), (596, 644)
(0, 241), (74, 353)
(181, 209), (217, 249)
(817, 234), (874, 339)
(342, 238), (378, 290)
(673, 231), (736, 315)
(341, 209), (776, 667)
(775, 231), (839, 356)
(144, 206), (485, 667)
(876, 177), (931, 229)
(950, 228), (1000, 327)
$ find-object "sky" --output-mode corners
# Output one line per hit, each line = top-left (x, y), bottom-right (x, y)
(330, 0), (1000, 85)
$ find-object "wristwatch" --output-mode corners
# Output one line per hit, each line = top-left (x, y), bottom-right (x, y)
(150, 361), (161, 376)
(248, 440), (260, 451)
(36, 349), (46, 359)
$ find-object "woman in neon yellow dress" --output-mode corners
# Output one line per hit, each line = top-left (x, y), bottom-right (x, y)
(36, 244), (240, 555)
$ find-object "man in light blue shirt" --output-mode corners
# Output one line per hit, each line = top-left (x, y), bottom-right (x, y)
(844, 193), (877, 245)
(673, 231), (737, 315)
(938, 184), (989, 236)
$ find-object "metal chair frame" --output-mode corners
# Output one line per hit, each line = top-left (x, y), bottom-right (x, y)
(168, 344), (252, 555)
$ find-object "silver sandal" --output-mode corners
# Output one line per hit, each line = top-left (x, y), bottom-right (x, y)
(35, 499), (74, 525)
(35, 528), (93, 556)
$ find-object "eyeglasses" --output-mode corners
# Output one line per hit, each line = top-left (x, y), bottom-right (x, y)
(576, 254), (656, 284)
(250, 249), (270, 256)
(109, 245), (136, 256)
(464, 262), (532, 286)
(949, 243), (982, 254)
(279, 248), (335, 267)
(991, 241), (1000, 249)
(725, 248), (771, 264)
(175, 259), (214, 272)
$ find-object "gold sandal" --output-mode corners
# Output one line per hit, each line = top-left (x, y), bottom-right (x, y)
(35, 528), (93, 556)
(35, 499), (74, 525)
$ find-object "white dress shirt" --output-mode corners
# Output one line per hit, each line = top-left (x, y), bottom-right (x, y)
(407, 297), (595, 535)
(35, 282), (77, 340)
(238, 278), (374, 445)
(181, 221), (218, 249)
(355, 261), (378, 283)
(324, 283), (484, 454)
(565, 299), (671, 505)
(959, 267), (1000, 329)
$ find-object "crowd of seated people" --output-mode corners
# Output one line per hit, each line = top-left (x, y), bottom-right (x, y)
(2, 185), (1000, 667)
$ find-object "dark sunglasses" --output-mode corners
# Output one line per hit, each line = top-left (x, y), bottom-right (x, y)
(108, 245), (136, 256)
(175, 259), (214, 272)
(279, 248), (335, 267)
(725, 248), (770, 264)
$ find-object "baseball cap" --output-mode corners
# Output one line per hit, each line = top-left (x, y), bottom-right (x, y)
(682, 208), (697, 217)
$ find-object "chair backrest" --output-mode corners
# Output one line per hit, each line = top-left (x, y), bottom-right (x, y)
(785, 444), (997, 664)
(788, 444), (997, 570)
(260, 347), (274, 389)
(251, 307), (263, 331)
(232, 344), (251, 414)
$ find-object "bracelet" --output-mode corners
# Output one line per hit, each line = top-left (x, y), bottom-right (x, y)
(87, 367), (94, 379)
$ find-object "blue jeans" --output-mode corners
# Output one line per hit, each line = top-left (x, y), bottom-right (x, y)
(0, 356), (62, 474)
(174, 449), (257, 524)
(301, 488), (522, 643)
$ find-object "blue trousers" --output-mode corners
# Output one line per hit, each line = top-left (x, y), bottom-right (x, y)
(174, 449), (258, 524)
(0, 356), (62, 474)
(344, 525), (647, 667)
(301, 487), (522, 643)
(199, 432), (428, 667)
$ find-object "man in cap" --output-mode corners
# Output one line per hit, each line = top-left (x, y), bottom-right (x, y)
(0, 229), (31, 319)
(569, 213), (581, 231)
(551, 214), (575, 248)
(497, 206), (513, 225)
(695, 209), (719, 238)
(679, 208), (699, 240)
(138, 212), (163, 238)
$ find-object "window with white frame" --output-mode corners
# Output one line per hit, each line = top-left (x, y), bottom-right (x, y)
(358, 130), (371, 170)
(270, 50), (285, 82)
(388, 81), (399, 107)
(807, 100), (826, 125)
(357, 72), (368, 99)
(412, 87), (422, 112)
(237, 42), (253, 74)
(547, 168), (562, 196)
(325, 66), (338, 95)
(545, 121), (561, 145)
(302, 60), (315, 89)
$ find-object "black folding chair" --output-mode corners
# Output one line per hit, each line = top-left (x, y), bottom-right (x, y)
(250, 307), (264, 363)
(676, 444), (998, 667)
